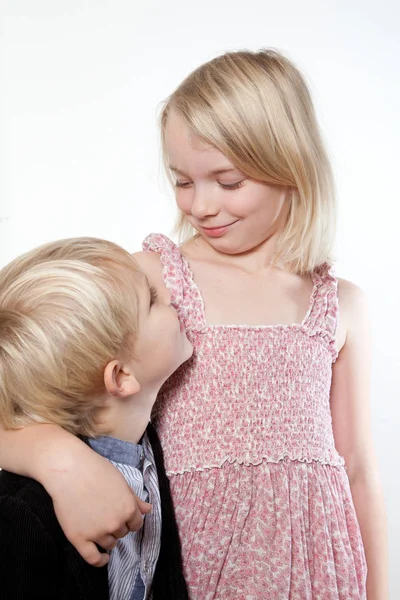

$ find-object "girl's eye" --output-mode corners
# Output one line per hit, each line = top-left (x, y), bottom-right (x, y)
(219, 180), (245, 190)
(175, 181), (192, 189)
(149, 286), (158, 307)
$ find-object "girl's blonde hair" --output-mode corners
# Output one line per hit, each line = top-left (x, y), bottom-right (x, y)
(161, 49), (336, 274)
(0, 237), (141, 437)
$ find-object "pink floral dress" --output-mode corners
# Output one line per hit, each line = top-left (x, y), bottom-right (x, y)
(143, 234), (367, 600)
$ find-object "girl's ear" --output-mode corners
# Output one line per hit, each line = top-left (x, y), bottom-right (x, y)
(104, 360), (141, 398)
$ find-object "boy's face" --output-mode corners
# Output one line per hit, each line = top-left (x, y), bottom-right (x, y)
(131, 275), (193, 391)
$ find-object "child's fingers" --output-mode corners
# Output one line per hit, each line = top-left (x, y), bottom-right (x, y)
(110, 523), (129, 539)
(97, 534), (118, 551)
(138, 498), (152, 514)
(79, 541), (110, 567)
(126, 500), (152, 531)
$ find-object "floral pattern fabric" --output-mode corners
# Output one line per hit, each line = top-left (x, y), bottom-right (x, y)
(143, 234), (367, 600)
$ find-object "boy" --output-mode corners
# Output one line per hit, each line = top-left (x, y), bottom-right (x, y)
(0, 237), (191, 600)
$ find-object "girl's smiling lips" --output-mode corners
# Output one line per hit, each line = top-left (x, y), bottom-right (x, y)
(200, 221), (239, 237)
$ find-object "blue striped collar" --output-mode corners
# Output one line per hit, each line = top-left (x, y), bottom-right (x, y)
(88, 435), (144, 468)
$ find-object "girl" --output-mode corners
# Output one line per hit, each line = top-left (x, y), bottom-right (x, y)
(0, 237), (191, 600)
(0, 50), (387, 599)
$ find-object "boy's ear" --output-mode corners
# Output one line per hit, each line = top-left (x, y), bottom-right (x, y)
(104, 360), (141, 398)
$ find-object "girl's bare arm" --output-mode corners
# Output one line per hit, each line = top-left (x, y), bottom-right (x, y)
(332, 281), (388, 599)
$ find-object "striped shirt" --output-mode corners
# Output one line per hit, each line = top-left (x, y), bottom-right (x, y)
(89, 433), (161, 600)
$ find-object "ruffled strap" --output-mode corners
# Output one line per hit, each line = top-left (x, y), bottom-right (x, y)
(303, 263), (339, 361)
(142, 233), (206, 332)
(143, 233), (185, 309)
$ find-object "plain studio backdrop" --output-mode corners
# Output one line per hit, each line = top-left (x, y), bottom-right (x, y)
(1, 0), (399, 594)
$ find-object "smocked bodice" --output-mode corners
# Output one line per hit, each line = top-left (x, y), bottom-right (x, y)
(143, 234), (343, 475)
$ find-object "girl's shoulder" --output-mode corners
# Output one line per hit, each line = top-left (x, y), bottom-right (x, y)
(337, 278), (368, 320)
(132, 250), (166, 298)
(133, 249), (163, 273)
(336, 278), (369, 351)
(133, 234), (185, 300)
(132, 233), (176, 277)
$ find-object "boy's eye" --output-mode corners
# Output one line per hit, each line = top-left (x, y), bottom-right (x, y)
(175, 181), (192, 188)
(149, 286), (158, 307)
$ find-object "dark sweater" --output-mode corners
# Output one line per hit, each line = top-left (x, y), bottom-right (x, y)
(0, 424), (189, 600)
(0, 469), (109, 599)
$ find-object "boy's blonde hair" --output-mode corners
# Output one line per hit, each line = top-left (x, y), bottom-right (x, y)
(161, 49), (336, 274)
(0, 237), (141, 437)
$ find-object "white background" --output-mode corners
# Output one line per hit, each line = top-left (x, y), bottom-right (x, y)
(1, 0), (399, 594)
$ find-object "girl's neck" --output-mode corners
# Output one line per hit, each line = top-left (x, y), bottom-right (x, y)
(183, 230), (282, 274)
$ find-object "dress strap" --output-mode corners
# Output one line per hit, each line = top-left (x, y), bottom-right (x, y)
(303, 263), (339, 361)
(142, 233), (206, 332)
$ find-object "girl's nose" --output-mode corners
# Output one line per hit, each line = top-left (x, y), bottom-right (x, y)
(190, 188), (219, 219)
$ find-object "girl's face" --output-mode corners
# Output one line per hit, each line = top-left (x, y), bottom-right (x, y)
(165, 110), (290, 255)
(131, 273), (193, 391)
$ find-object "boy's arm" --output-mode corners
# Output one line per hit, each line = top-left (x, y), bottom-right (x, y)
(0, 424), (152, 566)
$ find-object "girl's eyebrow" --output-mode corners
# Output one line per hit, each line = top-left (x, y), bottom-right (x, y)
(169, 166), (239, 176)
